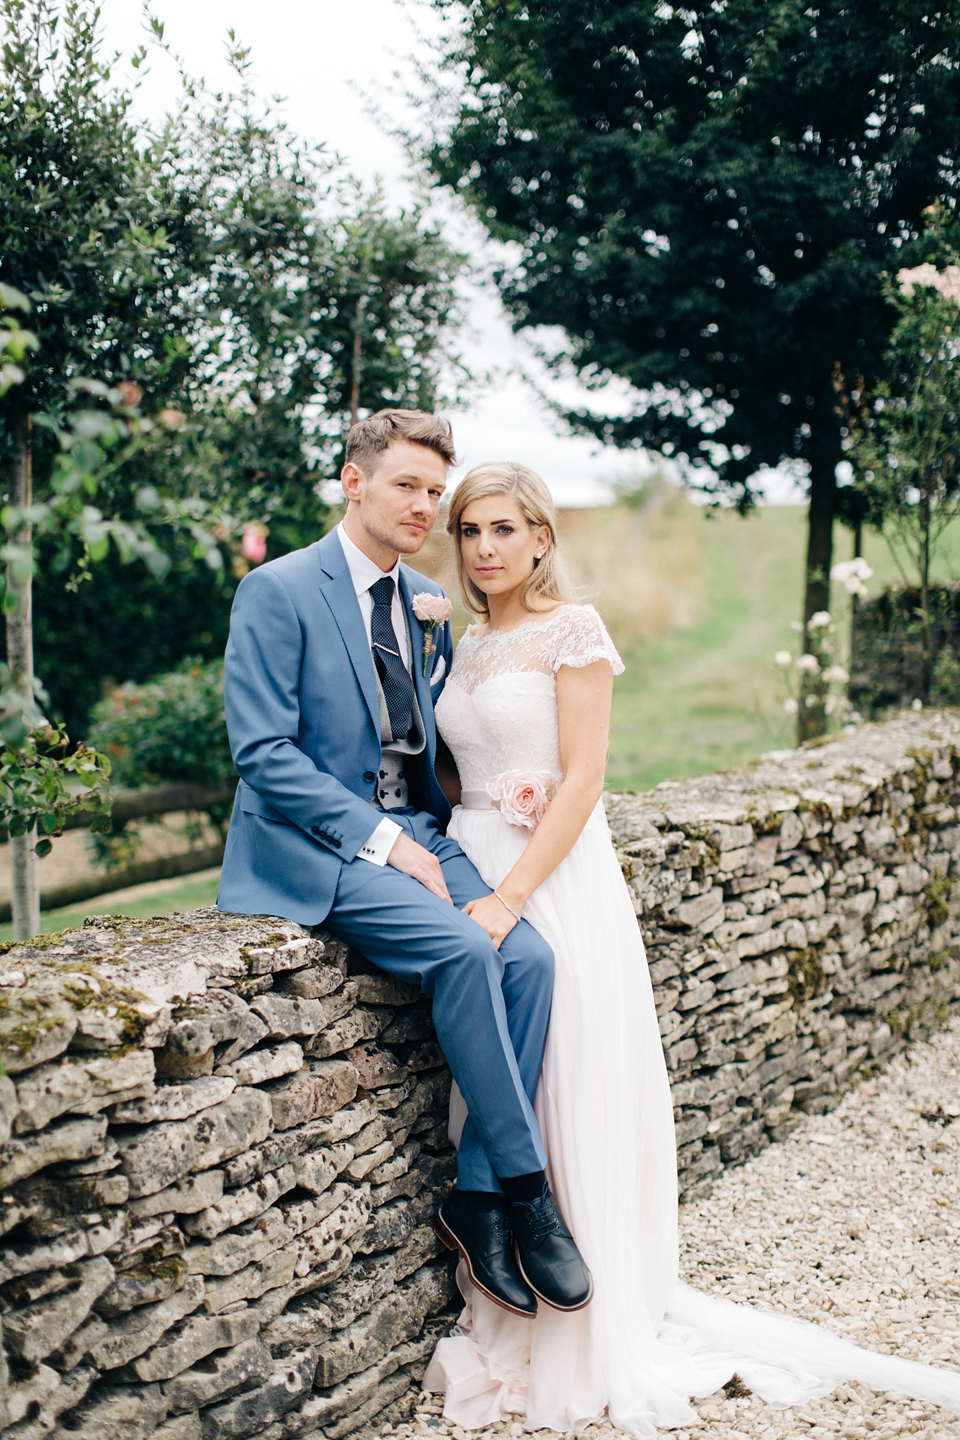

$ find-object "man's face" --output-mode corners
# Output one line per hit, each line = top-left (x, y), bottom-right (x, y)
(341, 439), (447, 567)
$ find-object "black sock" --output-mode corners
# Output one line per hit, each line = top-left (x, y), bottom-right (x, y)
(497, 1169), (547, 1203)
(453, 1188), (507, 1211)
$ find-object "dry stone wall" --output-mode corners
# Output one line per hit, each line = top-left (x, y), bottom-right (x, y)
(607, 708), (960, 1197)
(0, 710), (959, 1440)
(0, 917), (457, 1440)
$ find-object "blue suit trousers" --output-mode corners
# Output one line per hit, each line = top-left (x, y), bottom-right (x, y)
(326, 808), (552, 1192)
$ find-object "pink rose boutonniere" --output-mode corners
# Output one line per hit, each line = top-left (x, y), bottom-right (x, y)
(487, 771), (557, 830)
(412, 593), (453, 676)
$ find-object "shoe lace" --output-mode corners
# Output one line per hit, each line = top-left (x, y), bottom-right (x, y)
(516, 1196), (562, 1245)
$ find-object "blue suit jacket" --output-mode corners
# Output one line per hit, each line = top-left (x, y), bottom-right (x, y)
(217, 528), (454, 924)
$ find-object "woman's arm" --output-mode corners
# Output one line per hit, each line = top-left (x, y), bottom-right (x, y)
(464, 658), (613, 946)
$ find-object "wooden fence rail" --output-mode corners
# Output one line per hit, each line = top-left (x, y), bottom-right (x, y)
(0, 777), (237, 921)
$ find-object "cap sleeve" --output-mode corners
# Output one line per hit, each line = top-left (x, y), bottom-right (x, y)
(548, 605), (624, 676)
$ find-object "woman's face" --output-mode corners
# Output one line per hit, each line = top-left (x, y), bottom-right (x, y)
(458, 493), (550, 602)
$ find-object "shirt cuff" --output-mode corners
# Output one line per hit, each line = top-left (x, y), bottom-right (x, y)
(358, 816), (402, 866)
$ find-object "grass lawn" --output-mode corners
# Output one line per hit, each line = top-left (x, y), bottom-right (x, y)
(0, 871), (221, 943)
(604, 501), (960, 792)
(606, 505), (804, 790)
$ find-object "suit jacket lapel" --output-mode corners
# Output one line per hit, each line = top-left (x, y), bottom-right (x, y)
(399, 566), (436, 758)
(316, 531), (380, 735)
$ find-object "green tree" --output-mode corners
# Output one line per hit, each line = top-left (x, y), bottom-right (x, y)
(161, 61), (467, 552)
(0, 0), (225, 936)
(6, 4), (467, 741)
(0, 287), (179, 937)
(426, 0), (960, 736)
(847, 260), (960, 701)
(0, 0), (466, 934)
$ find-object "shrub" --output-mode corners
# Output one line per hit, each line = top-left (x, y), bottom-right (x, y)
(89, 659), (232, 789)
(850, 586), (960, 716)
(87, 660), (233, 869)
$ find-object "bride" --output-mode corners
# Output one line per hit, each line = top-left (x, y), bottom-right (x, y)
(423, 461), (960, 1436)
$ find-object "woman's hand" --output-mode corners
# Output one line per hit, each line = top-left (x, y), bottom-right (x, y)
(463, 892), (519, 949)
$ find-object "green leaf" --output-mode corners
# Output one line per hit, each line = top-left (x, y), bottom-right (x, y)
(35, 837), (52, 858)
(8, 815), (27, 837)
(0, 718), (27, 747)
(41, 812), (58, 833)
(136, 486), (161, 512)
(71, 441), (103, 474)
(0, 284), (31, 313)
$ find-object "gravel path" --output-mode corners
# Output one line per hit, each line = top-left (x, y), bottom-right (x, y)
(401, 1018), (960, 1440)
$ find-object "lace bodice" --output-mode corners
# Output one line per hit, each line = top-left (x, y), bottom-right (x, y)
(435, 604), (623, 800)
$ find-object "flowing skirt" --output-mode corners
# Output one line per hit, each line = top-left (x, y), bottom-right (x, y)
(423, 803), (960, 1436)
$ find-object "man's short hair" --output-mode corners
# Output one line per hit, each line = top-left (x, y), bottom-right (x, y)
(345, 409), (457, 475)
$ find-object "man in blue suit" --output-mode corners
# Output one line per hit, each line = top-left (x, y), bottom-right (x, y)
(219, 409), (591, 1318)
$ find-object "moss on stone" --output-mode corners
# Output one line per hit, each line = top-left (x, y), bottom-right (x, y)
(923, 871), (951, 928)
(787, 948), (826, 1005)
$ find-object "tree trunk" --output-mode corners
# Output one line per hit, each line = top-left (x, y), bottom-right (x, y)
(919, 475), (933, 703)
(798, 441), (838, 742)
(6, 413), (39, 940)
(849, 513), (863, 694)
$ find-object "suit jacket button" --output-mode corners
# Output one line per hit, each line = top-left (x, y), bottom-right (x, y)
(363, 771), (376, 783)
(311, 825), (320, 835)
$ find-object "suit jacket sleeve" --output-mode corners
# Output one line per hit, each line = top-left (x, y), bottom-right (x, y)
(224, 566), (380, 861)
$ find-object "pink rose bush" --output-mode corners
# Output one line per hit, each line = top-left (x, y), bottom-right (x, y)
(487, 771), (557, 830)
(241, 524), (268, 564)
(412, 592), (453, 675)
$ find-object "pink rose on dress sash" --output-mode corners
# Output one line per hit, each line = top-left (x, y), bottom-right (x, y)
(412, 592), (454, 675)
(487, 771), (557, 830)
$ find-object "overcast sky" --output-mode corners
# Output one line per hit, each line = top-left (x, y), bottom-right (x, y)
(95, 0), (805, 505)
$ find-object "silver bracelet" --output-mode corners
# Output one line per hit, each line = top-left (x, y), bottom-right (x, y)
(493, 889), (521, 923)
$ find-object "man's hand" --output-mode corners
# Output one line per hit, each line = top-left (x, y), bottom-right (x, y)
(387, 831), (452, 903)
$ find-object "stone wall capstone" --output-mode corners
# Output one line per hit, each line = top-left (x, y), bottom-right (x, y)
(0, 709), (959, 1439)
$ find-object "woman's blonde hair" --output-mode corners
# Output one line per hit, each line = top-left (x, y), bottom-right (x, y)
(446, 461), (575, 618)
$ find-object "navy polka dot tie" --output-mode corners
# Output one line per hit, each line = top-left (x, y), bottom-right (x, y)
(370, 576), (415, 741)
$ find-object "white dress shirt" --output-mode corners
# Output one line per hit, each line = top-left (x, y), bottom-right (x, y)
(337, 524), (405, 865)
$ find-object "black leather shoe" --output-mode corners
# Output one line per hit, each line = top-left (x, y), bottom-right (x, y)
(510, 1182), (593, 1311)
(434, 1193), (538, 1318)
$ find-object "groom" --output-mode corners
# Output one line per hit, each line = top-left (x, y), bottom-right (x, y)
(218, 408), (591, 1318)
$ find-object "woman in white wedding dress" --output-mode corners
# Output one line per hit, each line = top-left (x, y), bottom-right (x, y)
(422, 461), (960, 1437)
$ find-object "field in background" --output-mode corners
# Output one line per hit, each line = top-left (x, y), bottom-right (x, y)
(421, 492), (822, 790)
(601, 495), (960, 790)
(423, 489), (960, 793)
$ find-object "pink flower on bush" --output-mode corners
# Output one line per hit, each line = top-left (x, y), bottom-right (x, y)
(487, 771), (557, 830)
(241, 524), (268, 564)
(412, 593), (453, 626)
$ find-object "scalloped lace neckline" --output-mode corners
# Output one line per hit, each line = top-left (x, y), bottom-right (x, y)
(465, 605), (574, 645)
